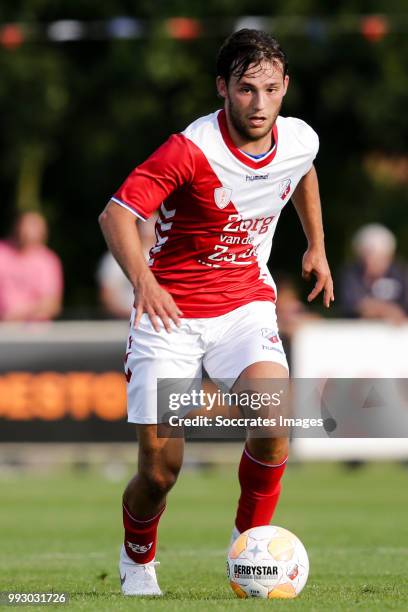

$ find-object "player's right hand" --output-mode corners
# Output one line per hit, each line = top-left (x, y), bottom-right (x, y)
(133, 272), (183, 333)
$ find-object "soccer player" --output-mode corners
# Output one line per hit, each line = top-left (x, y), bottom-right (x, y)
(99, 29), (334, 596)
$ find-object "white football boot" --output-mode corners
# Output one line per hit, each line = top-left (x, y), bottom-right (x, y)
(119, 544), (162, 596)
(228, 526), (241, 550)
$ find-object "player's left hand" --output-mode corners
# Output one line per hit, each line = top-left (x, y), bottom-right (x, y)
(301, 247), (334, 308)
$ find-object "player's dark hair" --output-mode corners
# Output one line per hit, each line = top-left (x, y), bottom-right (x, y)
(216, 29), (288, 83)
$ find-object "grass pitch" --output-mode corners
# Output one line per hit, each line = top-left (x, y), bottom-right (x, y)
(0, 457), (407, 610)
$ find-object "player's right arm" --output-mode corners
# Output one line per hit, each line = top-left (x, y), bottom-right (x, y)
(99, 133), (196, 332)
(99, 201), (183, 332)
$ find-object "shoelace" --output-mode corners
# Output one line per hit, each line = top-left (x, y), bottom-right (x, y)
(123, 559), (160, 568)
(143, 561), (160, 575)
(126, 560), (160, 574)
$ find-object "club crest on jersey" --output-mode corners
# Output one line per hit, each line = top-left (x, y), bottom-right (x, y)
(214, 186), (232, 209)
(279, 178), (291, 200)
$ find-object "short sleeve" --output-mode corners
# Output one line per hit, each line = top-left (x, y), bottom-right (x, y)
(112, 133), (196, 221)
(287, 117), (319, 175)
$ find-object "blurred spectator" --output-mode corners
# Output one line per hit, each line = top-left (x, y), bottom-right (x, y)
(97, 214), (157, 318)
(97, 252), (134, 319)
(340, 224), (408, 323)
(0, 211), (63, 321)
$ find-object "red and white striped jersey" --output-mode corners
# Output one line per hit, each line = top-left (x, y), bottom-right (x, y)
(112, 109), (318, 317)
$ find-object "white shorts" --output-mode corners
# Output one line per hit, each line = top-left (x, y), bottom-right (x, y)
(124, 300), (288, 424)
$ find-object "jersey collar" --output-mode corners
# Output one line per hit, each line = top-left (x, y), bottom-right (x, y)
(217, 109), (278, 169)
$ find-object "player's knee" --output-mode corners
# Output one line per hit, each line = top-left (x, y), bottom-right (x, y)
(140, 466), (179, 500)
(139, 447), (182, 490)
(247, 437), (289, 464)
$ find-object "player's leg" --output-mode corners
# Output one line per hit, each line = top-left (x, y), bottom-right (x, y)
(120, 426), (184, 596)
(124, 425), (184, 518)
(232, 361), (289, 538)
(120, 311), (202, 595)
(123, 424), (184, 559)
(203, 301), (289, 543)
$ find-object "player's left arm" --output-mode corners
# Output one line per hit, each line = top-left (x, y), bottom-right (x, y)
(291, 165), (334, 308)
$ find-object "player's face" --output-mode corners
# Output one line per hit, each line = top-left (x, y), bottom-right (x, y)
(217, 61), (289, 143)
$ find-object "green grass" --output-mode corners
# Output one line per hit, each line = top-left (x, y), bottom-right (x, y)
(1, 460), (408, 610)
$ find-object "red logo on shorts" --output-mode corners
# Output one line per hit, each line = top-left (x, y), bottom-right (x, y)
(124, 336), (133, 382)
(261, 328), (280, 344)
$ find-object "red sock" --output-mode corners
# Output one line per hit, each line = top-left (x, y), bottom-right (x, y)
(235, 445), (287, 533)
(123, 502), (165, 564)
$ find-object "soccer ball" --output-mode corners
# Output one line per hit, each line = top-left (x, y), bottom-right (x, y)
(227, 525), (309, 599)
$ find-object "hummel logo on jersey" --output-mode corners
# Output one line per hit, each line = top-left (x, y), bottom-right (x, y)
(120, 572), (126, 585)
(126, 541), (153, 554)
(245, 174), (269, 182)
(214, 187), (232, 209)
(279, 178), (292, 200)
